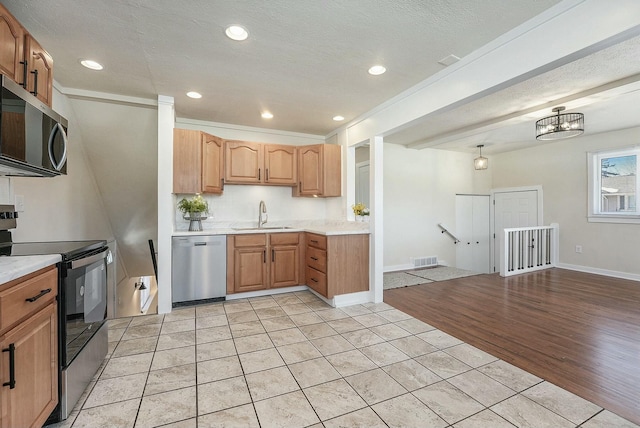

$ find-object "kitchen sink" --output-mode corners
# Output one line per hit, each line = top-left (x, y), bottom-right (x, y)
(231, 226), (294, 231)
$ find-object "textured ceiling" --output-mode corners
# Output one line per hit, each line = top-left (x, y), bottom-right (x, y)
(2, 0), (560, 135)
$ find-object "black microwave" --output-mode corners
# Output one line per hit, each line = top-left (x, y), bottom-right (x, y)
(0, 75), (68, 177)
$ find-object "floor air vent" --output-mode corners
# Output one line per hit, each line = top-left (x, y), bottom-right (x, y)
(412, 256), (438, 268)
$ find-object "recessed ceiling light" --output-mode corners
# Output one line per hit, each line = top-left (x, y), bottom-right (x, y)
(80, 59), (103, 70)
(368, 65), (386, 75)
(261, 111), (273, 119)
(186, 91), (202, 99)
(225, 25), (249, 41)
(333, 115), (345, 121)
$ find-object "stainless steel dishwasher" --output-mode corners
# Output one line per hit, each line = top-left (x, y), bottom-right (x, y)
(172, 235), (227, 306)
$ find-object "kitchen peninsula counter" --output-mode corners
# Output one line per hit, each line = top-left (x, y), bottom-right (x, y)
(0, 254), (61, 285)
(173, 220), (370, 237)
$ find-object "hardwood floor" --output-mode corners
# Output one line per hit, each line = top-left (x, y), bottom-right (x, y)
(384, 268), (640, 425)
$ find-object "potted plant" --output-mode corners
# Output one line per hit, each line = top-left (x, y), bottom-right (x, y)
(352, 202), (367, 221)
(178, 194), (209, 231)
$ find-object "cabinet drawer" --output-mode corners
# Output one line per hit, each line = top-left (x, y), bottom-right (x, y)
(305, 233), (327, 250)
(0, 267), (57, 332)
(270, 232), (300, 246)
(233, 234), (267, 247)
(306, 246), (327, 272)
(306, 266), (327, 297)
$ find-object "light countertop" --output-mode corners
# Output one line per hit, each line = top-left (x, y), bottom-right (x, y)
(0, 254), (61, 285)
(173, 219), (370, 237)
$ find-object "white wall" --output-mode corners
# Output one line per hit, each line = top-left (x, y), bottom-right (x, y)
(383, 144), (475, 270)
(492, 126), (640, 276)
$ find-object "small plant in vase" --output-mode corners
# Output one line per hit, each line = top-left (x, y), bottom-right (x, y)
(178, 194), (209, 231)
(352, 202), (368, 221)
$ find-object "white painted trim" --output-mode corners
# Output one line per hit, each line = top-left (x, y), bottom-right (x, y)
(176, 117), (325, 141)
(333, 291), (370, 308)
(225, 285), (309, 300)
(384, 264), (414, 273)
(55, 82), (158, 108)
(556, 263), (640, 283)
(371, 136), (384, 303)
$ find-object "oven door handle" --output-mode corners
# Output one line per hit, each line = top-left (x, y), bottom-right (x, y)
(69, 250), (107, 269)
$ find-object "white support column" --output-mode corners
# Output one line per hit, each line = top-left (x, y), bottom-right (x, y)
(370, 136), (384, 303)
(157, 95), (175, 314)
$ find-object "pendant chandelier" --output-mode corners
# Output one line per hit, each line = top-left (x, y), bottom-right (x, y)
(536, 106), (584, 140)
(474, 144), (488, 170)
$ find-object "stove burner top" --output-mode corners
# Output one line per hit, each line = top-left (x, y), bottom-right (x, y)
(0, 234), (106, 259)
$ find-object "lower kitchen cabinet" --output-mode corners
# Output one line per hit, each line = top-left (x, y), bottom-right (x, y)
(0, 267), (58, 428)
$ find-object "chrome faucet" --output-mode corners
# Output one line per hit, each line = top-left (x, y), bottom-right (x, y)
(258, 200), (268, 228)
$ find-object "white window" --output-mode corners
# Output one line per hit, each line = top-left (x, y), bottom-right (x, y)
(588, 147), (640, 223)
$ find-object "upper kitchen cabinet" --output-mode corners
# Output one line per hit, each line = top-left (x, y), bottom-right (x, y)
(0, 4), (24, 84)
(225, 140), (297, 185)
(24, 34), (53, 107)
(173, 129), (224, 194)
(295, 144), (341, 197)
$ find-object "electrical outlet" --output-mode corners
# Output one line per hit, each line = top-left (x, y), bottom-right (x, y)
(575, 245), (583, 253)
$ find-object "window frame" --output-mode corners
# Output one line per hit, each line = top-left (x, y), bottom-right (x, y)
(588, 146), (640, 224)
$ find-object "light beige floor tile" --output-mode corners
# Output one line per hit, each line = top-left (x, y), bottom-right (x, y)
(195, 314), (228, 329)
(108, 318), (132, 329)
(234, 333), (274, 354)
(227, 310), (259, 324)
(305, 299), (333, 311)
(121, 323), (161, 340)
(113, 336), (158, 357)
(277, 341), (323, 364)
(272, 293), (304, 306)
(477, 360), (542, 392)
(229, 320), (265, 337)
(161, 319), (195, 335)
(304, 378), (367, 420)
(239, 348), (286, 374)
(72, 398), (140, 428)
(417, 330), (464, 349)
(581, 410), (640, 428)
(342, 329), (385, 348)
(491, 395), (574, 428)
(100, 352), (154, 379)
(393, 318), (436, 334)
(151, 346), (195, 371)
(253, 390), (320, 428)
(372, 393), (447, 428)
(360, 342), (410, 366)
(444, 343), (498, 368)
(197, 355), (243, 384)
(268, 327), (307, 346)
(198, 376), (251, 415)
(340, 304), (373, 317)
(382, 359), (442, 391)
(195, 325), (232, 344)
(164, 307), (195, 322)
(326, 349), (378, 377)
(288, 357), (341, 388)
(145, 363), (195, 396)
(389, 335), (438, 357)
(522, 381), (602, 424)
(156, 331), (195, 351)
(245, 366), (300, 401)
(353, 313), (389, 328)
(198, 403), (259, 428)
(129, 314), (164, 327)
(195, 303), (226, 318)
(249, 296), (279, 308)
(289, 312), (324, 326)
(362, 302), (395, 312)
(281, 303), (312, 315)
(327, 317), (366, 333)
(84, 372), (147, 408)
(159, 418), (196, 428)
(345, 368), (407, 405)
(316, 308), (349, 322)
(260, 315), (297, 332)
(107, 341), (117, 358)
(294, 290), (321, 303)
(254, 306), (287, 319)
(196, 339), (236, 362)
(299, 322), (338, 340)
(369, 323), (412, 341)
(448, 369), (516, 406)
(311, 334), (355, 356)
(452, 409), (516, 428)
(377, 308), (413, 322)
(135, 386), (197, 427)
(323, 407), (387, 428)
(108, 328), (126, 343)
(412, 381), (485, 425)
(223, 301), (253, 313)
(415, 351), (473, 379)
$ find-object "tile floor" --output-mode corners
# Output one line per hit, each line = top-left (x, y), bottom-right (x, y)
(48, 290), (639, 428)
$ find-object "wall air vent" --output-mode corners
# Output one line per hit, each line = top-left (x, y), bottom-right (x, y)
(411, 256), (438, 268)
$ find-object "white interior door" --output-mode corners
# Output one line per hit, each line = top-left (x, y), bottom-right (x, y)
(493, 189), (540, 272)
(355, 161), (370, 209)
(456, 195), (473, 271)
(456, 195), (490, 273)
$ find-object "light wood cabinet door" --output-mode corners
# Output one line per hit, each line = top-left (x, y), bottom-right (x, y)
(24, 35), (53, 107)
(233, 246), (268, 293)
(0, 303), (57, 428)
(225, 140), (263, 184)
(298, 145), (323, 195)
(264, 145), (296, 185)
(202, 133), (224, 194)
(0, 4), (24, 85)
(173, 129), (202, 194)
(271, 245), (299, 288)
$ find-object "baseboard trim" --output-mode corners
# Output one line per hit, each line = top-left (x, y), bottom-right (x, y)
(384, 264), (413, 273)
(226, 285), (309, 300)
(332, 290), (371, 308)
(556, 263), (640, 282)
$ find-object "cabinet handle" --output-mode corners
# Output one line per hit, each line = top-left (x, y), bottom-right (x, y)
(271, 249), (275, 262)
(311, 278), (318, 283)
(266, 169), (269, 181)
(310, 240), (319, 244)
(30, 69), (38, 96)
(263, 249), (266, 263)
(19, 60), (28, 88)
(258, 168), (261, 181)
(2, 344), (15, 389)
(25, 288), (52, 302)
(310, 256), (318, 261)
